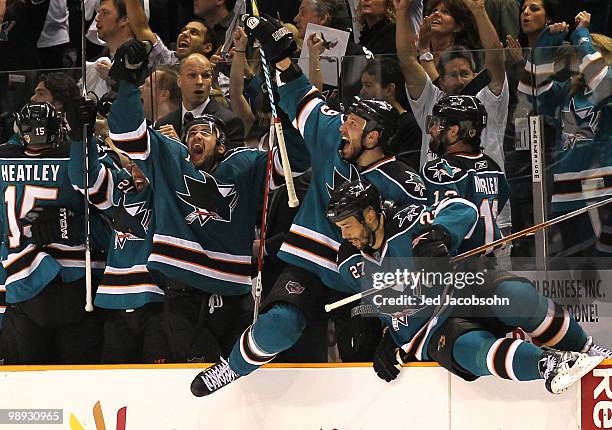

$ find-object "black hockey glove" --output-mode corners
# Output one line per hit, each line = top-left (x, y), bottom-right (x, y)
(109, 39), (152, 86)
(241, 14), (297, 64)
(65, 96), (98, 141)
(334, 313), (383, 362)
(373, 328), (405, 382)
(412, 225), (452, 259)
(20, 207), (83, 247)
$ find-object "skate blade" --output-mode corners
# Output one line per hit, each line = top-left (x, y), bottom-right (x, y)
(551, 355), (604, 394)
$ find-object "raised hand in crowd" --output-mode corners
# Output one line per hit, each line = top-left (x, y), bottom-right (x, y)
(393, 0), (413, 15)
(505, 34), (524, 63)
(96, 59), (113, 85)
(416, 14), (437, 81)
(575, 11), (590, 29)
(417, 14), (432, 53)
(231, 26), (255, 83)
(461, 0), (486, 14)
(157, 124), (180, 140)
(307, 32), (325, 57)
(307, 32), (325, 92)
(229, 26), (256, 136)
(548, 21), (569, 34)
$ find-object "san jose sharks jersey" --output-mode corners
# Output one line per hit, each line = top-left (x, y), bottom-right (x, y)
(0, 141), (109, 303)
(336, 198), (478, 360)
(422, 152), (510, 255)
(68, 137), (162, 310)
(276, 74), (428, 291)
(108, 82), (310, 296)
(518, 27), (612, 212)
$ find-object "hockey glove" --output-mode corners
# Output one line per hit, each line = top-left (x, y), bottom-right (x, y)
(20, 207), (84, 247)
(241, 14), (297, 64)
(109, 39), (152, 86)
(334, 313), (383, 362)
(65, 96), (98, 141)
(373, 328), (405, 382)
(412, 225), (452, 258)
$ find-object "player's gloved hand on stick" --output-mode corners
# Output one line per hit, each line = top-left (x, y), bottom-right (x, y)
(65, 96), (98, 141)
(20, 207), (83, 247)
(373, 328), (405, 382)
(240, 14), (297, 64)
(109, 39), (152, 86)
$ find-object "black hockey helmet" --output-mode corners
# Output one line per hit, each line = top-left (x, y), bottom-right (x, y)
(327, 179), (382, 223)
(347, 98), (399, 148)
(182, 113), (227, 147)
(14, 102), (63, 149)
(427, 95), (487, 143)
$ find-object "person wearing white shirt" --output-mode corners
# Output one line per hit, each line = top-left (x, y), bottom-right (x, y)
(37, 0), (70, 69)
(395, 0), (511, 228)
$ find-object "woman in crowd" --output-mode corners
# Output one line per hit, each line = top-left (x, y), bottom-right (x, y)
(357, 0), (396, 54)
(510, 4), (612, 259)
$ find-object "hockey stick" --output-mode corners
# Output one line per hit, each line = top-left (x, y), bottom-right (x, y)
(247, 0), (298, 321)
(81, 0), (94, 312)
(324, 195), (612, 312)
(253, 123), (276, 322)
(249, 0), (299, 208)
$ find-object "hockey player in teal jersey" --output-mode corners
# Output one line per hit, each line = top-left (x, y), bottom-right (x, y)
(190, 15), (428, 396)
(0, 102), (110, 364)
(329, 179), (605, 394)
(106, 40), (311, 361)
(422, 95), (510, 255)
(65, 98), (169, 364)
(419, 94), (612, 378)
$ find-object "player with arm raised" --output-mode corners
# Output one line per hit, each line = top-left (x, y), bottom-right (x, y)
(106, 39), (310, 362)
(190, 15), (428, 396)
(64, 98), (169, 363)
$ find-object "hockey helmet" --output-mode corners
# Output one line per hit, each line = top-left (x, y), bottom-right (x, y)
(14, 102), (63, 149)
(182, 113), (227, 147)
(427, 95), (487, 141)
(327, 179), (382, 223)
(347, 98), (399, 148)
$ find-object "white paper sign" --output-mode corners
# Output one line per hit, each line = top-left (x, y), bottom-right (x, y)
(298, 23), (350, 87)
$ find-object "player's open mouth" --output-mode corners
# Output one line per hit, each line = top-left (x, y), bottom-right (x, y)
(340, 138), (350, 152)
(191, 143), (204, 155)
(178, 39), (190, 50)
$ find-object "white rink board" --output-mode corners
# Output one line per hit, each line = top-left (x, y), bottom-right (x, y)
(0, 364), (587, 430)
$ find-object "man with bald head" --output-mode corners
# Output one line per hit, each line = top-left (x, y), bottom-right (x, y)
(154, 53), (244, 148)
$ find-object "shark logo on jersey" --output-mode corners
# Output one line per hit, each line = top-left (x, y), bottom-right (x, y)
(113, 197), (151, 249)
(177, 173), (238, 226)
(393, 205), (422, 228)
(404, 171), (426, 196)
(427, 159), (461, 181)
(325, 164), (360, 197)
(561, 99), (600, 151)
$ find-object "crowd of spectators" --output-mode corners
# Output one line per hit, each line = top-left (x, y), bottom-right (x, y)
(0, 0), (610, 364)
